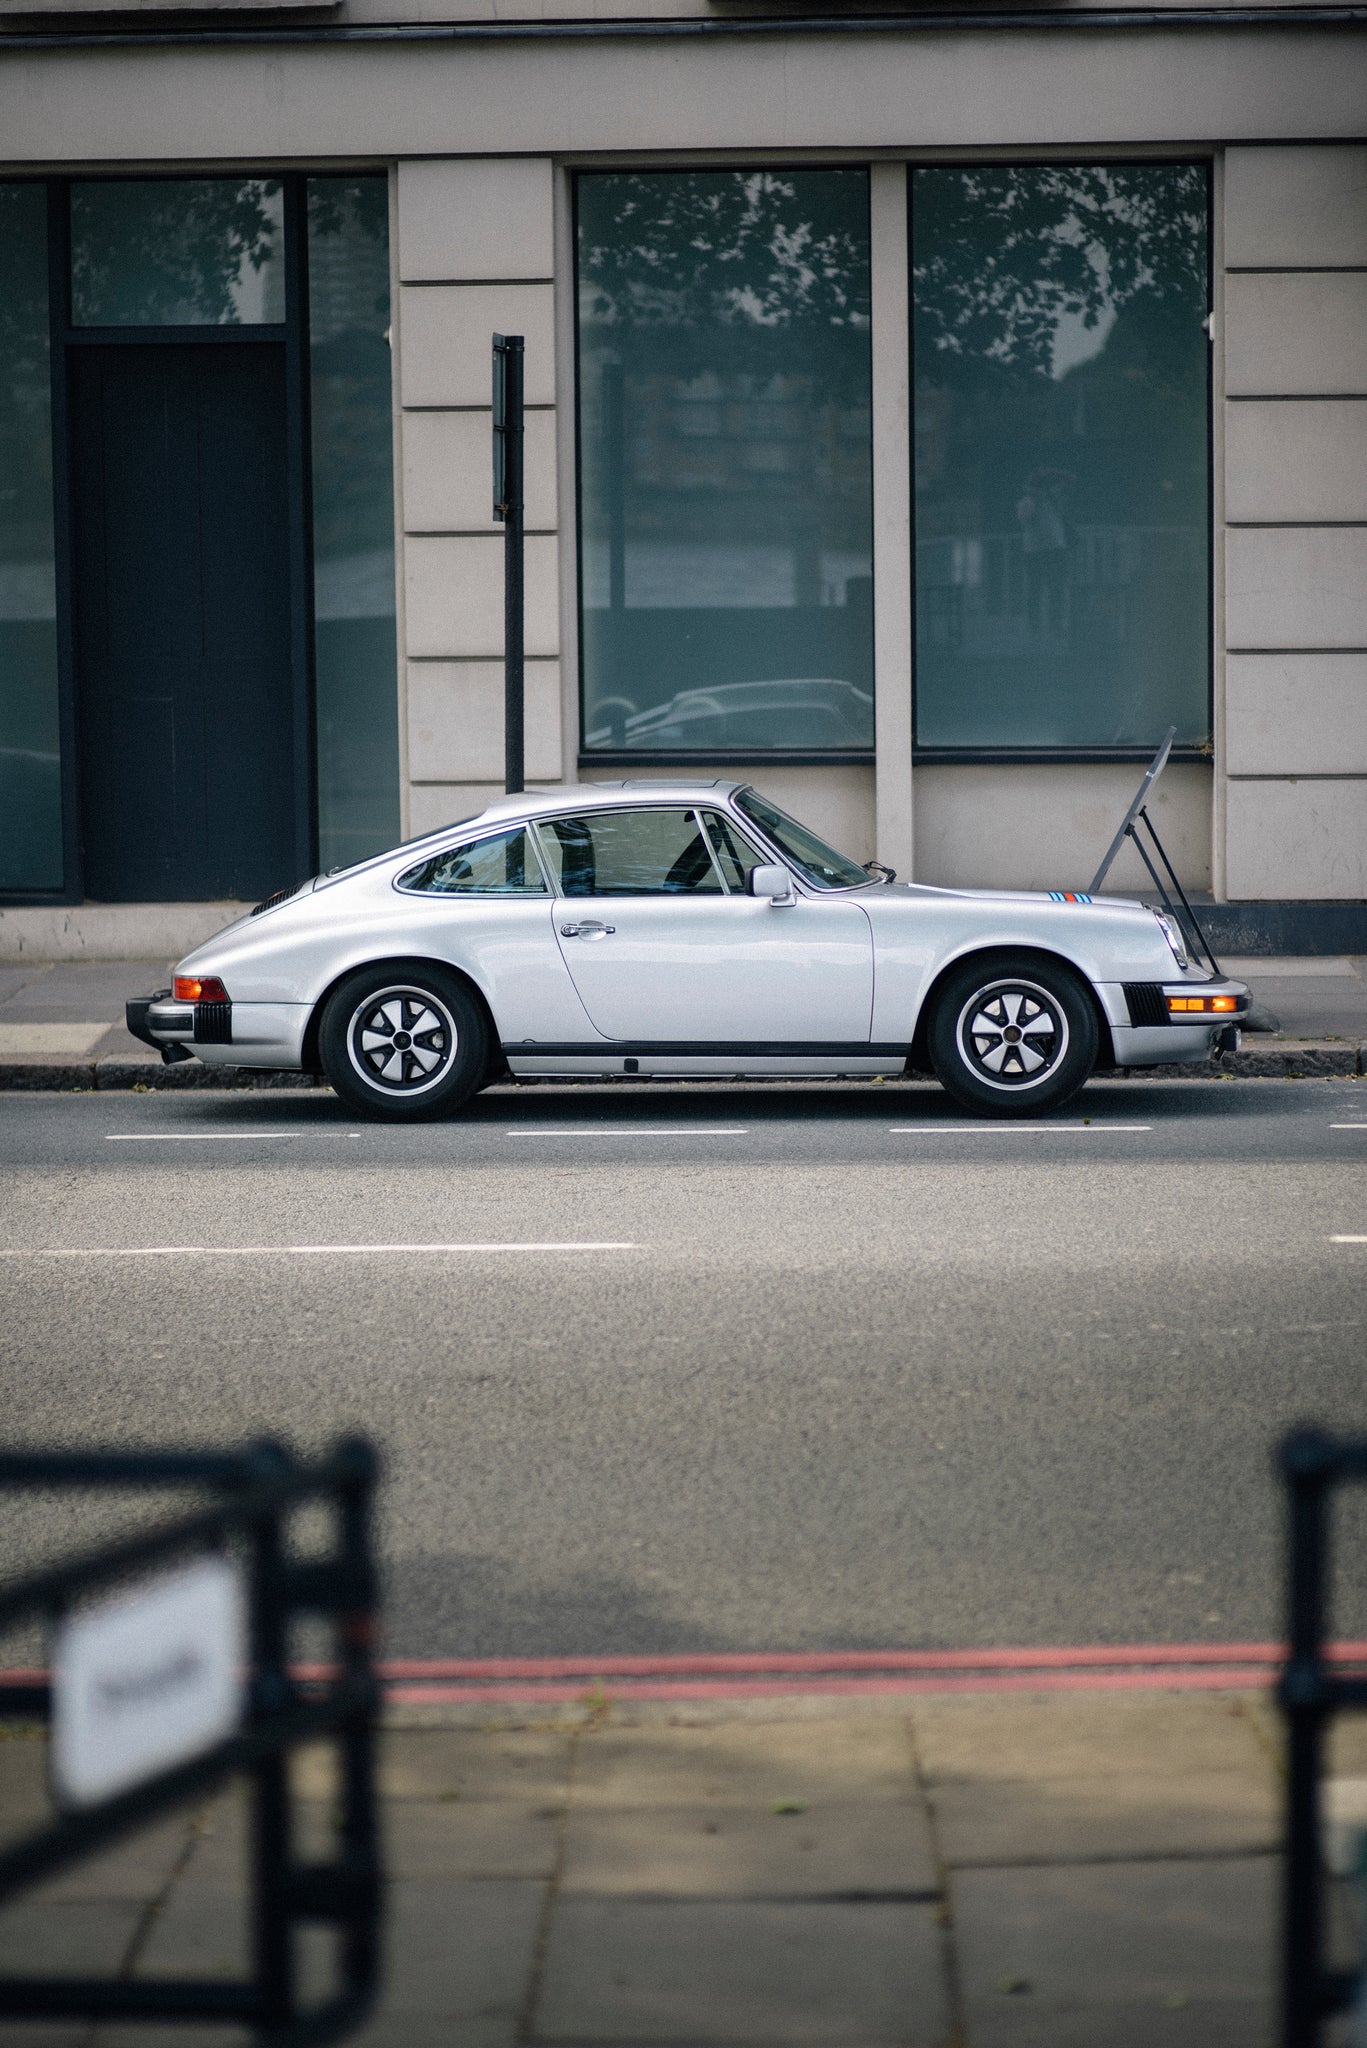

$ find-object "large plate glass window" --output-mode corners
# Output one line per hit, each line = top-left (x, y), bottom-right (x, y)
(307, 177), (401, 871)
(911, 164), (1210, 753)
(576, 169), (874, 758)
(0, 183), (60, 890)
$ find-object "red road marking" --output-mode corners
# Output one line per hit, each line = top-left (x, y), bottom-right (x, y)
(4, 1642), (1364, 1703)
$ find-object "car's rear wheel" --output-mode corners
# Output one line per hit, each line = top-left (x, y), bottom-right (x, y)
(319, 964), (488, 1120)
(928, 952), (1098, 1118)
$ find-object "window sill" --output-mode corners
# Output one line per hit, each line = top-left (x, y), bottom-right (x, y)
(912, 747), (1214, 766)
(578, 750), (877, 770)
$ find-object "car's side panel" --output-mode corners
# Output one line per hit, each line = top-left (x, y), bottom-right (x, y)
(551, 895), (875, 1043)
(862, 889), (1184, 1043)
(176, 872), (605, 1047)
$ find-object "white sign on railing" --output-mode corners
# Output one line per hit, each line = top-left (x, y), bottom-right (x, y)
(51, 1555), (247, 1810)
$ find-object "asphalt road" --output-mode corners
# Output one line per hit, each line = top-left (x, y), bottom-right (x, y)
(2, 1076), (1366, 1658)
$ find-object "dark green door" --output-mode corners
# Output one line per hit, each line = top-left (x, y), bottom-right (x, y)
(71, 342), (295, 902)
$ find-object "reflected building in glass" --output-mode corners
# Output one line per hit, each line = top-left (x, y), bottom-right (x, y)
(912, 166), (1210, 756)
(577, 171), (874, 757)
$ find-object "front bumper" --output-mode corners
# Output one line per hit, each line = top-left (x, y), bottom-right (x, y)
(1110, 977), (1251, 1068)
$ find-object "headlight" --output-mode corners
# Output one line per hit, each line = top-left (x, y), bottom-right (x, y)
(1153, 910), (1188, 971)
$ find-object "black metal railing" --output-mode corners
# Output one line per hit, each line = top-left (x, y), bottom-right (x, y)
(0, 1437), (382, 2044)
(1278, 1426), (1367, 2048)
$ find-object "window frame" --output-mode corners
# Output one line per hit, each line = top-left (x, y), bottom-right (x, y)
(0, 168), (397, 907)
(529, 804), (754, 898)
(571, 165), (877, 771)
(907, 154), (1216, 767)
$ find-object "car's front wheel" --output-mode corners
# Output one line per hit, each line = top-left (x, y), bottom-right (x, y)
(319, 964), (488, 1120)
(927, 952), (1099, 1118)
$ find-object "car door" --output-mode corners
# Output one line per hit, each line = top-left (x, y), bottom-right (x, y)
(393, 822), (598, 1044)
(535, 805), (874, 1047)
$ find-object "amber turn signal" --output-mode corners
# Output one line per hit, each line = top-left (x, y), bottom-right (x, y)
(1167, 994), (1237, 1014)
(174, 975), (229, 1003)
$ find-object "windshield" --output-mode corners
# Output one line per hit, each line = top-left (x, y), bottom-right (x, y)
(734, 789), (871, 891)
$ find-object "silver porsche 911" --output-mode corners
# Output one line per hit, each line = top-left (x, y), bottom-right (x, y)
(127, 779), (1249, 1120)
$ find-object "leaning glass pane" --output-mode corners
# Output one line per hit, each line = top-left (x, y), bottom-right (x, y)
(912, 165), (1210, 751)
(0, 184), (62, 889)
(307, 177), (401, 873)
(70, 179), (285, 326)
(400, 826), (546, 895)
(577, 170), (874, 755)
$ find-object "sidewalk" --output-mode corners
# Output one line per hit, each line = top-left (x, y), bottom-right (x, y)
(1, 956), (1365, 1089)
(0, 1684), (1330, 2047)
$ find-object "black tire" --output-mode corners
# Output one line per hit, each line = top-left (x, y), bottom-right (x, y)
(927, 952), (1099, 1118)
(319, 963), (489, 1121)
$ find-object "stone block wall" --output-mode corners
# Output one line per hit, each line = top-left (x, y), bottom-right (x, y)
(393, 157), (563, 837)
(1223, 146), (1367, 900)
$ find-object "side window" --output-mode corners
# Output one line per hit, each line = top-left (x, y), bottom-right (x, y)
(398, 826), (546, 895)
(701, 812), (763, 893)
(536, 809), (725, 896)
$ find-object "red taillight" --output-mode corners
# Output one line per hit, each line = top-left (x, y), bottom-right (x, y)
(174, 975), (229, 1003)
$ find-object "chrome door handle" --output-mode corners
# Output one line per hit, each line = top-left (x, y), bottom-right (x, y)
(560, 921), (615, 939)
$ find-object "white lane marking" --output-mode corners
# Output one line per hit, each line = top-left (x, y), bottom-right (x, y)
(507, 1127), (747, 1138)
(1330, 1236), (1367, 1244)
(1331, 1125), (1367, 1131)
(105, 1133), (293, 1142)
(888, 1124), (1153, 1134)
(0, 1242), (639, 1259)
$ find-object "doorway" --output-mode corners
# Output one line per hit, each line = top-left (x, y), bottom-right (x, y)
(70, 342), (295, 903)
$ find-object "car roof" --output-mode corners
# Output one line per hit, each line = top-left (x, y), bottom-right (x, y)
(465, 779), (746, 827)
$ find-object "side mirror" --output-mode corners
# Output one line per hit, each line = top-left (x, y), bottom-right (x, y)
(748, 863), (796, 907)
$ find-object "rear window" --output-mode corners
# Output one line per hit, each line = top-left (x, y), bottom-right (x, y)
(398, 826), (547, 895)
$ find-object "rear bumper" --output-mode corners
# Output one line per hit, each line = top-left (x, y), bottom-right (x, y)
(125, 995), (306, 1069)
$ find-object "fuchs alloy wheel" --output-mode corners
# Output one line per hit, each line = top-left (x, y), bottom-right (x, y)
(928, 952), (1099, 1118)
(319, 965), (488, 1120)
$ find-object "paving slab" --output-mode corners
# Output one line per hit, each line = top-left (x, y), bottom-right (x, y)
(929, 1767), (1278, 1864)
(0, 1895), (145, 1973)
(953, 1854), (1276, 2048)
(560, 1796), (938, 1898)
(572, 1719), (916, 1809)
(357, 1877), (543, 2031)
(912, 1692), (1269, 1783)
(535, 1897), (947, 2044)
(292, 1726), (575, 1805)
(382, 1790), (562, 1880)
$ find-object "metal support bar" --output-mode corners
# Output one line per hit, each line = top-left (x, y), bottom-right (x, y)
(493, 332), (525, 796)
(1085, 726), (1221, 975)
(1277, 1428), (1367, 2048)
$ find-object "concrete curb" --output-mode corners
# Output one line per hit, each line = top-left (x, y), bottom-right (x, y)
(1, 1042), (1363, 1091)
(1139, 1040), (1365, 1079)
(0, 1058), (325, 1091)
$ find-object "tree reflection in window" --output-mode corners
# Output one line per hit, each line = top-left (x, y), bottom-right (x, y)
(71, 179), (284, 327)
(912, 164), (1210, 752)
(577, 170), (874, 755)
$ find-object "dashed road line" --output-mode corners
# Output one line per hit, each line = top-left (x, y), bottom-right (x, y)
(889, 1124), (1153, 1135)
(0, 1242), (640, 1259)
(506, 1127), (748, 1138)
